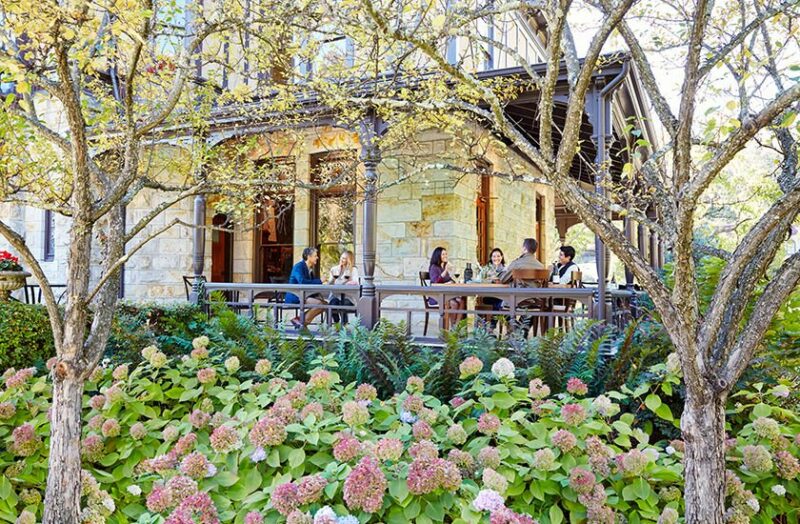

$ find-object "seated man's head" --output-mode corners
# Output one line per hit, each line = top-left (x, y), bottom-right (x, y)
(522, 238), (538, 255)
(559, 245), (576, 264)
(302, 247), (319, 267)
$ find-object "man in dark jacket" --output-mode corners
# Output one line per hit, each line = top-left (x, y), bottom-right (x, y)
(287, 247), (326, 328)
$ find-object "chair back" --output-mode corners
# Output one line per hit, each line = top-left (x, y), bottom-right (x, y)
(183, 275), (207, 301)
(569, 271), (583, 288)
(419, 271), (436, 309)
(511, 268), (550, 288)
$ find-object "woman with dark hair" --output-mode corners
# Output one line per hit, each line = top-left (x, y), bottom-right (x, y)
(480, 248), (506, 328)
(427, 246), (464, 329)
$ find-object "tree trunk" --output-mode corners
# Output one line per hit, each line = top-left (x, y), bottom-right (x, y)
(681, 391), (727, 524)
(43, 374), (84, 524)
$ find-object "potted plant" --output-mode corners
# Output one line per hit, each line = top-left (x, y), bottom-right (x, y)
(0, 250), (31, 301)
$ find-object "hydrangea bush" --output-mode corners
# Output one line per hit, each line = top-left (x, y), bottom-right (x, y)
(0, 340), (797, 524)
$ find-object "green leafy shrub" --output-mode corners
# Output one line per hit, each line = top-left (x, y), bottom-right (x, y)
(2, 340), (798, 523)
(0, 301), (54, 369)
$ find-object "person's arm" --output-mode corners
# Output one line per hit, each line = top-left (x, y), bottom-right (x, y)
(300, 264), (322, 285)
(348, 267), (360, 284)
(429, 265), (445, 283)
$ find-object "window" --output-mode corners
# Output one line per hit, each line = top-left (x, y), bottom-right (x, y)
(254, 159), (296, 282)
(535, 194), (545, 262)
(311, 151), (357, 273)
(43, 210), (55, 261)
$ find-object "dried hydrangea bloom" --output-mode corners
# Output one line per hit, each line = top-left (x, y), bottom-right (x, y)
(459, 356), (484, 378)
(270, 482), (299, 516)
(478, 446), (501, 469)
(333, 434), (363, 462)
(255, 359), (272, 375)
(376, 438), (404, 462)
(447, 423), (468, 445)
(482, 467), (508, 494)
(343, 456), (387, 513)
(412, 420), (434, 440)
(209, 424), (241, 453)
(561, 403), (587, 425)
(342, 401), (369, 426)
(566, 377), (588, 396)
(296, 474), (328, 505)
(478, 413), (501, 435)
(249, 417), (287, 447)
(356, 383), (378, 402)
(406, 375), (425, 393)
(741, 445), (773, 473)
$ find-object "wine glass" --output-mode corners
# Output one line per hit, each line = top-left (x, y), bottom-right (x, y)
(453, 273), (461, 282)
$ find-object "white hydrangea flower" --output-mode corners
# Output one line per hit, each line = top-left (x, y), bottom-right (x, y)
(665, 446), (676, 455)
(126, 485), (142, 496)
(643, 448), (659, 461)
(491, 358), (515, 379)
(746, 498), (760, 512)
(771, 485), (786, 496)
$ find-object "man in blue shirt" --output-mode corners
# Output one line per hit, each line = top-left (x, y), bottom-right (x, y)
(287, 247), (326, 328)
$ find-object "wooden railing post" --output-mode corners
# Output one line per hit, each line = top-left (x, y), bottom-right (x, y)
(358, 112), (383, 328)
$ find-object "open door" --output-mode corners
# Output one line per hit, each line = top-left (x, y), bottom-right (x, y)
(211, 213), (234, 282)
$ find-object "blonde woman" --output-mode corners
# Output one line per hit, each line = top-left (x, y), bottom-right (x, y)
(327, 250), (359, 323)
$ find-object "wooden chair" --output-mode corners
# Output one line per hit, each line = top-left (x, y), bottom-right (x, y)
(508, 268), (551, 336)
(419, 271), (441, 336)
(183, 275), (207, 301)
(551, 270), (583, 331)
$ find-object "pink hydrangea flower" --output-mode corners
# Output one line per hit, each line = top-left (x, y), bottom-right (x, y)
(180, 452), (214, 479)
(0, 401), (16, 419)
(481, 467), (507, 492)
(407, 458), (441, 495)
(569, 467), (596, 494)
(447, 423), (468, 444)
(406, 376), (425, 393)
(402, 394), (424, 414)
(174, 432), (197, 456)
(245, 512), (264, 524)
(478, 413), (501, 435)
(301, 402), (324, 421)
(12, 423), (40, 457)
(129, 422), (147, 440)
(112, 364), (129, 381)
(309, 369), (333, 389)
(89, 394), (106, 411)
(210, 424), (241, 453)
(412, 420), (434, 440)
(189, 409), (211, 429)
(478, 446), (501, 469)
(356, 383), (378, 402)
(566, 377), (588, 396)
(269, 397), (299, 423)
(165, 475), (199, 500)
(81, 434), (105, 463)
(776, 450), (800, 480)
(489, 507), (537, 524)
(197, 368), (217, 385)
(409, 439), (439, 461)
(333, 434), (362, 462)
(528, 378), (551, 399)
(101, 418), (121, 438)
(459, 356), (484, 378)
(619, 449), (650, 476)
(270, 482), (299, 516)
(561, 403), (587, 425)
(254, 359), (272, 375)
(164, 491), (219, 524)
(532, 448), (556, 470)
(448, 449), (475, 470)
(87, 414), (104, 431)
(343, 456), (387, 513)
(249, 417), (287, 447)
(296, 474), (328, 505)
(450, 396), (466, 408)
(376, 438), (404, 462)
(342, 401), (369, 426)
(142, 451), (178, 474)
(146, 483), (174, 513)
(551, 430), (577, 452)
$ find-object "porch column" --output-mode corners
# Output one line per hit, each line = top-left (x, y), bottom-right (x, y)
(358, 113), (382, 328)
(623, 217), (634, 287)
(658, 239), (666, 269)
(589, 84), (612, 322)
(637, 222), (647, 261)
(190, 193), (206, 303)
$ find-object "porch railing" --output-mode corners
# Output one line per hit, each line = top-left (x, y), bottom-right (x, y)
(201, 282), (602, 338)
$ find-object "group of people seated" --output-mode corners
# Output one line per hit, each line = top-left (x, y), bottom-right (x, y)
(427, 238), (580, 329)
(285, 247), (359, 329)
(282, 237), (580, 331)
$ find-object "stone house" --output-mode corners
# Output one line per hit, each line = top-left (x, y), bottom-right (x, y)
(0, 9), (662, 314)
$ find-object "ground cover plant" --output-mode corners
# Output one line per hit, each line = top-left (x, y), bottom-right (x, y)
(1, 336), (798, 524)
